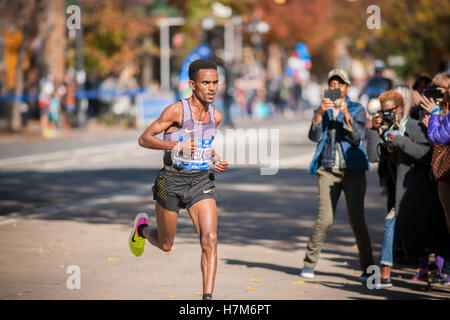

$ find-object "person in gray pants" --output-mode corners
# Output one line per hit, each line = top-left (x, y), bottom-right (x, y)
(300, 69), (374, 282)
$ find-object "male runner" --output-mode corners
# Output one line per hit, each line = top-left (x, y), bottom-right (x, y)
(129, 59), (229, 300)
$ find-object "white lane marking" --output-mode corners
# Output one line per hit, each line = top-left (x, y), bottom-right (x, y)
(0, 141), (138, 167)
(0, 218), (18, 226)
(0, 121), (311, 168)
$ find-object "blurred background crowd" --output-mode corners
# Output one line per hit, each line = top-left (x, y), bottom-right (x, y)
(0, 0), (448, 137)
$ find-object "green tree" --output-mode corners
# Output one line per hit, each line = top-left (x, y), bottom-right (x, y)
(335, 0), (450, 78)
(79, 0), (157, 77)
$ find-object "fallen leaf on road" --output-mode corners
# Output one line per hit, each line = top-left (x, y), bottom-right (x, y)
(64, 251), (69, 256)
(242, 266), (247, 269)
(60, 265), (64, 269)
(343, 262), (348, 265)
(38, 247), (44, 254)
(13, 223), (16, 227)
(292, 281), (304, 285)
(80, 230), (87, 233)
(314, 285), (319, 288)
(107, 257), (120, 262)
(196, 292), (202, 296)
(56, 240), (63, 243)
(352, 244), (357, 248)
(18, 293), (23, 296)
(128, 254), (132, 257)
(246, 287), (255, 291)
(168, 296), (175, 299)
(277, 293), (282, 296)
(353, 271), (361, 276)
(250, 279), (261, 283)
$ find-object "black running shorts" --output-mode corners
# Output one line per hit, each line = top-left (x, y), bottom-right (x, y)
(152, 169), (217, 213)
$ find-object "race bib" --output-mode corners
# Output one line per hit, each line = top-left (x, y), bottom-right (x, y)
(172, 137), (213, 171)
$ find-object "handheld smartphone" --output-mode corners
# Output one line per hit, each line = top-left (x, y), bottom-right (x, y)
(324, 88), (341, 101)
(423, 87), (444, 101)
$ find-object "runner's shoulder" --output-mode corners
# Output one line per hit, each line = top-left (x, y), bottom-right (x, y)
(161, 101), (183, 121)
(213, 108), (223, 124)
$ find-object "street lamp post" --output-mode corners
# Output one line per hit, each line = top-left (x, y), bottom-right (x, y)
(158, 17), (185, 93)
(75, 0), (87, 128)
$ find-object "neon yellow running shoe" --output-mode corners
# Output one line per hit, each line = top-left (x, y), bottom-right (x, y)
(129, 212), (148, 257)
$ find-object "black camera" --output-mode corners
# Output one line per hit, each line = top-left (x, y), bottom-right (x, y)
(324, 88), (341, 101)
(378, 109), (397, 127)
(423, 86), (444, 101)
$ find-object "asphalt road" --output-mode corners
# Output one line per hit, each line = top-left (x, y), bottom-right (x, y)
(0, 114), (449, 300)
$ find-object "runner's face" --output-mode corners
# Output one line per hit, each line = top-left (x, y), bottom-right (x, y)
(190, 69), (219, 104)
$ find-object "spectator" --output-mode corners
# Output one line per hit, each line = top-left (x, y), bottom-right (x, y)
(367, 89), (448, 288)
(48, 92), (60, 132)
(410, 75), (432, 121)
(363, 60), (394, 101)
(300, 69), (374, 282)
(419, 71), (450, 284)
(63, 75), (76, 128)
(38, 74), (54, 138)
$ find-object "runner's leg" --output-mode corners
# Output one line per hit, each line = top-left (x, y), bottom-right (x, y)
(142, 201), (178, 252)
(188, 198), (218, 295)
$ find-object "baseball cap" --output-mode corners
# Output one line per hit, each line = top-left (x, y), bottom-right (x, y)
(374, 60), (385, 71)
(328, 69), (351, 86)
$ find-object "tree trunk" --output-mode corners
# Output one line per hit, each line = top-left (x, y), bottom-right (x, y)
(141, 36), (154, 88)
(10, 31), (28, 132)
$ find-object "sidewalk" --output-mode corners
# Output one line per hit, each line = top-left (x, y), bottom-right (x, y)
(0, 119), (135, 144)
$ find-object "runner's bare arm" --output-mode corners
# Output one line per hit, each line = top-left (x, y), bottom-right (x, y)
(212, 108), (228, 173)
(138, 102), (195, 152)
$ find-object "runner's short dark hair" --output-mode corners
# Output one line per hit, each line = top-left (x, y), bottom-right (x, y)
(189, 59), (217, 81)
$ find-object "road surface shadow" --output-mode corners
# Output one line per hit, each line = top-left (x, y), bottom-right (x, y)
(222, 258), (450, 300)
(1, 168), (386, 254)
(2, 167), (449, 299)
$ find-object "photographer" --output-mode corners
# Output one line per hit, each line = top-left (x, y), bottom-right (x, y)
(368, 90), (448, 288)
(419, 72), (450, 284)
(300, 69), (374, 282)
